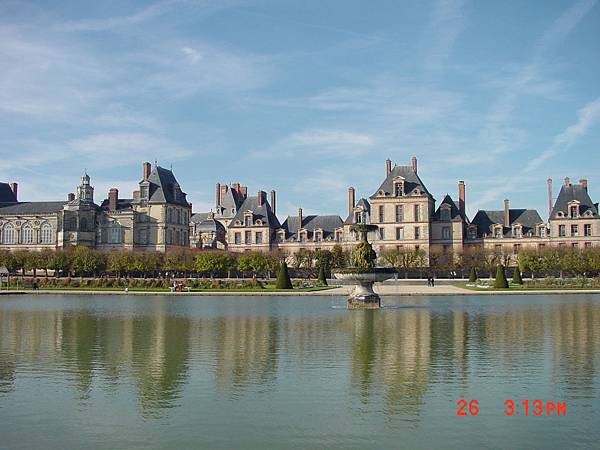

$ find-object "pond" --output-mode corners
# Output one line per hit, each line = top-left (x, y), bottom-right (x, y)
(0, 294), (599, 449)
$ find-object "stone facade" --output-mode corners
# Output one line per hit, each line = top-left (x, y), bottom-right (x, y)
(0, 162), (191, 252)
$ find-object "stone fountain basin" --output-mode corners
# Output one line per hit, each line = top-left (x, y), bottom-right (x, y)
(332, 268), (396, 283)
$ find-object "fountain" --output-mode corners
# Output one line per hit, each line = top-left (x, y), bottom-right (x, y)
(332, 223), (396, 309)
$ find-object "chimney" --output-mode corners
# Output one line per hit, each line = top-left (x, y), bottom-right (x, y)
(348, 187), (355, 217)
(270, 190), (276, 216)
(564, 176), (570, 187)
(215, 183), (221, 209)
(298, 208), (303, 229)
(9, 182), (17, 200)
(411, 156), (418, 173)
(504, 199), (510, 228)
(240, 185), (248, 198)
(257, 190), (266, 206)
(580, 179), (588, 190)
(67, 193), (75, 202)
(220, 184), (228, 202)
(458, 181), (465, 216)
(142, 162), (151, 181)
(109, 188), (119, 211)
(133, 190), (140, 199)
(547, 178), (553, 221)
(386, 159), (392, 176)
(232, 182), (240, 192)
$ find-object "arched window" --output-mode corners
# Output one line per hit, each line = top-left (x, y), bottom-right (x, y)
(40, 223), (54, 244)
(80, 217), (88, 232)
(21, 223), (33, 244)
(2, 223), (16, 244)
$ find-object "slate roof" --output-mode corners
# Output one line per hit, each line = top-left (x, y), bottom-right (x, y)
(99, 198), (134, 211)
(432, 194), (468, 222)
(229, 195), (280, 228)
(191, 212), (210, 223)
(344, 198), (371, 224)
(550, 183), (598, 218)
(217, 188), (245, 218)
(0, 183), (17, 203)
(470, 209), (543, 238)
(144, 166), (190, 206)
(0, 201), (66, 215)
(194, 218), (225, 233)
(281, 214), (343, 239)
(370, 164), (433, 199)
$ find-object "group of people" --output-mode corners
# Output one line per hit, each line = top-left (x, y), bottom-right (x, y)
(427, 275), (435, 287)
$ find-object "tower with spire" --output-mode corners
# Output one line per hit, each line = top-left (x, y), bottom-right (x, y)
(76, 171), (94, 203)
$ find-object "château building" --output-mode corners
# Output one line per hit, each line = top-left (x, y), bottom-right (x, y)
(0, 162), (191, 252)
(2, 156), (600, 261)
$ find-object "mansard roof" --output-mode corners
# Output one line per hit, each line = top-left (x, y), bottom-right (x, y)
(144, 166), (190, 207)
(0, 183), (17, 203)
(370, 165), (433, 199)
(0, 201), (66, 215)
(281, 214), (343, 238)
(99, 198), (134, 211)
(470, 209), (543, 238)
(432, 194), (468, 222)
(191, 212), (210, 223)
(217, 188), (245, 217)
(230, 195), (280, 228)
(551, 182), (598, 218)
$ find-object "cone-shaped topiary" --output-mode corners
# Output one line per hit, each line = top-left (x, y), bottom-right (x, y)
(469, 267), (478, 282)
(318, 264), (328, 286)
(494, 264), (509, 289)
(275, 261), (293, 289)
(512, 266), (523, 285)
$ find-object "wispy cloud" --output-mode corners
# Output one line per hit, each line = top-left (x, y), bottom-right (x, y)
(423, 0), (466, 72)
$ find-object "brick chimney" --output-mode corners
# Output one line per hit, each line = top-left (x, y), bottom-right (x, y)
(504, 199), (510, 228)
(564, 176), (570, 187)
(9, 182), (17, 200)
(67, 193), (75, 202)
(109, 188), (119, 211)
(547, 178), (553, 221)
(257, 190), (266, 206)
(215, 182), (221, 209)
(142, 162), (151, 181)
(298, 207), (303, 229)
(411, 156), (418, 174)
(348, 187), (355, 217)
(270, 190), (276, 216)
(580, 179), (588, 190)
(458, 181), (465, 216)
(240, 185), (248, 198)
(386, 159), (392, 176)
(220, 184), (228, 202)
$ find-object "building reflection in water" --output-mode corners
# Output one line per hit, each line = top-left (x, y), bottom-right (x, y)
(1, 297), (599, 418)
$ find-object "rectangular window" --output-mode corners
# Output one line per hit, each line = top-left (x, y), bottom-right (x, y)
(513, 244), (521, 254)
(244, 216), (252, 226)
(570, 206), (578, 218)
(336, 232), (342, 242)
(378, 205), (385, 223)
(255, 232), (263, 244)
(495, 227), (502, 238)
(585, 242), (592, 248)
(559, 225), (566, 237)
(571, 224), (578, 237)
(513, 227), (522, 238)
(539, 227), (546, 237)
(379, 229), (384, 240)
(442, 226), (450, 240)
(396, 227), (404, 240)
(572, 243), (578, 249)
(244, 231), (251, 244)
(235, 232), (241, 245)
(558, 242), (566, 247)
(495, 244), (502, 252)
(584, 224), (592, 236)
(414, 226), (421, 240)
(395, 205), (403, 222)
(538, 243), (546, 250)
(315, 232), (322, 242)
(414, 205), (420, 222)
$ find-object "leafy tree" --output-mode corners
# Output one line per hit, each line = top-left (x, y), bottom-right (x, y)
(71, 246), (104, 276)
(494, 264), (508, 289)
(275, 261), (293, 289)
(331, 244), (349, 269)
(318, 264), (327, 286)
(38, 248), (54, 277)
(195, 251), (236, 278)
(49, 250), (73, 276)
(468, 267), (478, 282)
(237, 251), (268, 277)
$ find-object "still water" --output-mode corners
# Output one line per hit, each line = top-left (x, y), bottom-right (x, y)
(0, 294), (599, 449)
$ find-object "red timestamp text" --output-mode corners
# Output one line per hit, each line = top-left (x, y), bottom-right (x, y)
(456, 399), (567, 417)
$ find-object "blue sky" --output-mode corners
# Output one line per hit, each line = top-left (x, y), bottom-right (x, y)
(1, 0), (600, 220)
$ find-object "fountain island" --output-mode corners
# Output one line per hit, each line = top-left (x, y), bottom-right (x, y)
(332, 223), (397, 309)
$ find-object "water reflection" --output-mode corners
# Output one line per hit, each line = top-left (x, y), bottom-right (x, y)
(1, 296), (599, 419)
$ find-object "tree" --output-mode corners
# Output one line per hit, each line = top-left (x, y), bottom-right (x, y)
(237, 251), (268, 277)
(71, 246), (104, 276)
(275, 261), (293, 289)
(512, 266), (523, 284)
(38, 248), (54, 277)
(49, 250), (73, 277)
(318, 264), (327, 286)
(331, 244), (349, 269)
(195, 251), (236, 278)
(494, 264), (508, 289)
(468, 267), (478, 282)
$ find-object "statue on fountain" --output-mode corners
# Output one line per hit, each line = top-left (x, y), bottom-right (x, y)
(333, 221), (396, 309)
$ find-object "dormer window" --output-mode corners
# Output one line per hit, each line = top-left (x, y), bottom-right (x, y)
(570, 205), (579, 218)
(494, 226), (503, 239)
(513, 225), (522, 238)
(244, 214), (252, 226)
(255, 219), (263, 226)
(539, 226), (547, 238)
(315, 230), (322, 242)
(299, 230), (307, 243)
(355, 212), (363, 223)
(393, 178), (405, 197)
(468, 226), (477, 240)
(557, 211), (564, 218)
